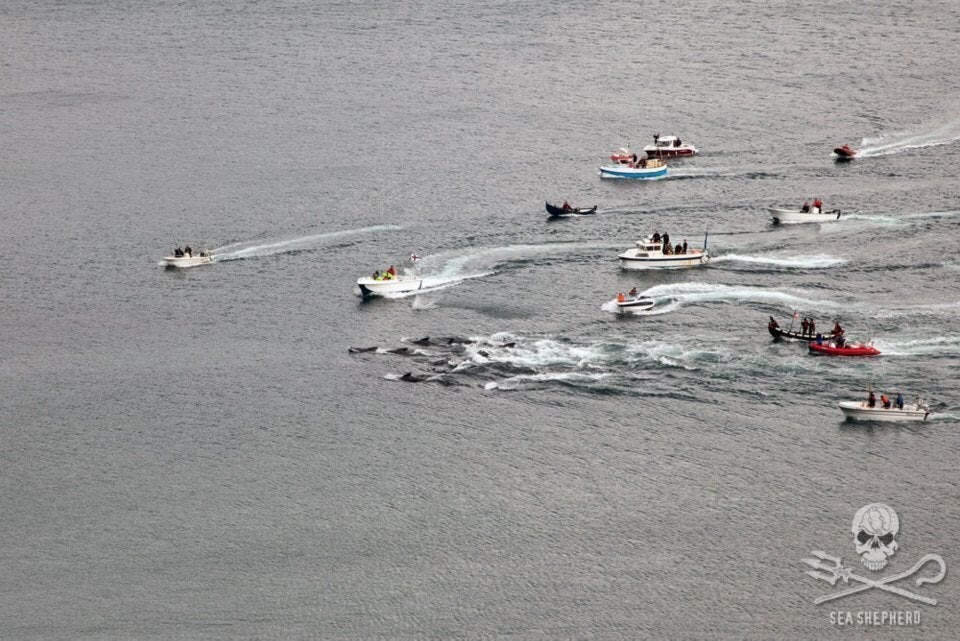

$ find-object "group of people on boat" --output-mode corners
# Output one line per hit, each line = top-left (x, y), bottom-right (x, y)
(617, 287), (640, 302)
(800, 198), (824, 214)
(173, 245), (208, 258)
(371, 265), (398, 281)
(768, 317), (844, 338)
(867, 389), (905, 410)
(651, 231), (688, 255)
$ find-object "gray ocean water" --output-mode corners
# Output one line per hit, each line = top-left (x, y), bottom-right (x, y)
(3, 1), (960, 639)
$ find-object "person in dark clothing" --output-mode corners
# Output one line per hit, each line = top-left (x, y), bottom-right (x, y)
(184, 245), (193, 257)
(833, 321), (844, 336)
(682, 239), (688, 254)
(769, 316), (779, 331)
(868, 390), (876, 408)
(662, 233), (670, 248)
(835, 334), (846, 347)
(652, 231), (661, 243)
(815, 333), (824, 345)
(675, 243), (683, 254)
(174, 247), (183, 257)
(801, 318), (809, 335)
(896, 393), (904, 410)
(809, 319), (816, 336)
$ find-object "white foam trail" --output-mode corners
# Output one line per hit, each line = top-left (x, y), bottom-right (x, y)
(387, 241), (622, 297)
(713, 254), (846, 269)
(872, 336), (960, 356)
(485, 372), (612, 391)
(930, 413), (960, 422)
(858, 120), (960, 157)
(640, 281), (840, 310)
(212, 224), (402, 261)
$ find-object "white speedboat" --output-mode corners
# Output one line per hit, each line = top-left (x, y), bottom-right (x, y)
(769, 207), (843, 224)
(163, 253), (212, 268)
(600, 158), (668, 179)
(615, 295), (655, 312)
(838, 397), (930, 422)
(357, 274), (424, 298)
(643, 134), (697, 158)
(618, 234), (709, 270)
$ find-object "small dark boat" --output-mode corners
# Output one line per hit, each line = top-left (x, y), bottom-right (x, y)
(768, 323), (840, 342)
(833, 144), (858, 160)
(546, 201), (597, 217)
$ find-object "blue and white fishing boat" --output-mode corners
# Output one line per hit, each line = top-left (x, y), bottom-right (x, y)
(618, 233), (709, 269)
(599, 157), (668, 179)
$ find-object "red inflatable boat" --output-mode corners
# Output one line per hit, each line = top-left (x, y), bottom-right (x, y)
(808, 342), (880, 356)
(833, 144), (858, 159)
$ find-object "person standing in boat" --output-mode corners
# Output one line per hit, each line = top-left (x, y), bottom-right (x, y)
(896, 392), (904, 410)
(809, 319), (816, 336)
(867, 390), (876, 408)
(813, 198), (823, 213)
(832, 321), (844, 336)
(652, 231), (661, 243)
(174, 246), (183, 257)
(629, 287), (638, 297)
(662, 232), (670, 249)
(769, 317), (779, 331)
(801, 318), (809, 335)
(801, 201), (810, 213)
(184, 245), (193, 257)
(682, 239), (688, 254)
(562, 200), (571, 211)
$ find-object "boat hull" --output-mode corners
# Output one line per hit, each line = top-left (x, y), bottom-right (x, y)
(838, 402), (929, 422)
(600, 164), (668, 179)
(809, 343), (880, 356)
(619, 249), (708, 270)
(769, 325), (839, 342)
(833, 146), (858, 159)
(768, 208), (842, 224)
(357, 277), (424, 298)
(616, 298), (655, 311)
(545, 202), (597, 217)
(163, 255), (212, 268)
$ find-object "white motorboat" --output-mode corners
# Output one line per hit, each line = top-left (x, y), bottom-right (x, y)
(357, 274), (424, 298)
(839, 396), (931, 422)
(615, 295), (655, 312)
(769, 207), (843, 224)
(163, 252), (213, 268)
(643, 134), (697, 158)
(618, 234), (709, 270)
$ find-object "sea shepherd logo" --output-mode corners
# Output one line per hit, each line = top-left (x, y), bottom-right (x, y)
(803, 504), (947, 627)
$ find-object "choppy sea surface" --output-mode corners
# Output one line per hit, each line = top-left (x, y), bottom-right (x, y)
(2, 1), (960, 639)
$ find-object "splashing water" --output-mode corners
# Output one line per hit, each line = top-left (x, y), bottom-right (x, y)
(639, 281), (841, 311)
(857, 120), (960, 157)
(712, 254), (846, 269)
(212, 224), (402, 262)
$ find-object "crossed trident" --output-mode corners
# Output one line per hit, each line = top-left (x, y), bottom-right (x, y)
(803, 551), (947, 605)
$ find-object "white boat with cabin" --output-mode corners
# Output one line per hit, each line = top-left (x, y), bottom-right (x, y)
(618, 234), (709, 270)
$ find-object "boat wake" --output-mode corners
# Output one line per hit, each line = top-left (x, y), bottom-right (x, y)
(712, 253), (846, 269)
(380, 241), (622, 298)
(858, 120), (960, 157)
(638, 282), (840, 311)
(871, 336), (960, 357)
(668, 167), (781, 180)
(212, 224), (402, 262)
